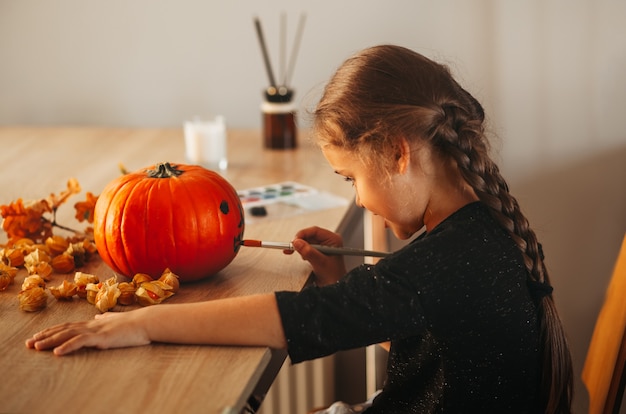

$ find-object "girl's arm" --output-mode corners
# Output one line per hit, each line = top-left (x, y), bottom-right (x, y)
(25, 293), (286, 356)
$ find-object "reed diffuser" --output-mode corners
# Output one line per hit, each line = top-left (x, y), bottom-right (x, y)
(254, 13), (306, 149)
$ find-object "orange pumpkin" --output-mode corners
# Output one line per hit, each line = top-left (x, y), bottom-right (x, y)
(93, 162), (244, 282)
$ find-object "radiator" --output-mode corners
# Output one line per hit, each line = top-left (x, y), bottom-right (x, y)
(257, 356), (335, 414)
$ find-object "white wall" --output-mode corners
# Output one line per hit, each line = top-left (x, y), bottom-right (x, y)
(489, 4), (626, 411)
(2, 1), (626, 412)
(0, 0), (496, 128)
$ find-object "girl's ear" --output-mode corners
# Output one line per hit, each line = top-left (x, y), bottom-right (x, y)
(397, 137), (411, 174)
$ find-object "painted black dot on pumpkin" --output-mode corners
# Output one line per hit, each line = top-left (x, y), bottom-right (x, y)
(220, 200), (229, 215)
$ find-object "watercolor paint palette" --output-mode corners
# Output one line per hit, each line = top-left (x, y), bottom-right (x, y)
(237, 181), (318, 208)
(236, 181), (349, 223)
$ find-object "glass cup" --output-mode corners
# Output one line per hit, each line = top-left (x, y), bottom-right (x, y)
(183, 116), (228, 171)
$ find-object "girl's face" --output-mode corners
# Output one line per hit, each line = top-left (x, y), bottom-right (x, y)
(321, 140), (478, 240)
(321, 142), (430, 240)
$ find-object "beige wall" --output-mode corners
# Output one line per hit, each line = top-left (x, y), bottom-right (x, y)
(2, 0), (626, 411)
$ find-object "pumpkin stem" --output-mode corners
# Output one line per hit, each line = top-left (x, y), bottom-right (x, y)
(147, 162), (184, 178)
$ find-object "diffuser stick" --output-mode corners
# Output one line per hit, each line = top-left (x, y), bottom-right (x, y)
(283, 12), (306, 87)
(254, 17), (277, 87)
(279, 12), (286, 84)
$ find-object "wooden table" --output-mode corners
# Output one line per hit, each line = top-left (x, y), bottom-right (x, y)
(0, 127), (357, 414)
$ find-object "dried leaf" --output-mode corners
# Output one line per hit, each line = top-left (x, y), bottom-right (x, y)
(46, 178), (81, 210)
(0, 199), (52, 243)
(74, 192), (98, 224)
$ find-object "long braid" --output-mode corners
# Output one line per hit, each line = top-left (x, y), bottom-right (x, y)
(432, 97), (573, 414)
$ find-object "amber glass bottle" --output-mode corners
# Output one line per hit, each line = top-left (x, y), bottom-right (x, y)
(261, 87), (296, 149)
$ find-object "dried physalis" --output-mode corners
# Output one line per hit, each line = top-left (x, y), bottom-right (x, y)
(88, 276), (120, 310)
(49, 280), (78, 300)
(65, 240), (95, 267)
(85, 282), (99, 305)
(86, 276), (119, 308)
(51, 253), (75, 274)
(94, 279), (121, 313)
(158, 268), (180, 293)
(12, 238), (35, 257)
(45, 235), (70, 256)
(1, 262), (18, 279)
(24, 248), (50, 266)
(0, 268), (15, 291)
(24, 249), (53, 280)
(82, 239), (97, 255)
(18, 286), (48, 312)
(117, 282), (136, 306)
(22, 275), (46, 290)
(74, 271), (99, 299)
(33, 262), (53, 281)
(18, 275), (48, 312)
(0, 262), (18, 290)
(135, 280), (175, 306)
(132, 273), (153, 286)
(1, 247), (25, 268)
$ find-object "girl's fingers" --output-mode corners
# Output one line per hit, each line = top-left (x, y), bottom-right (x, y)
(26, 322), (88, 350)
(25, 323), (74, 348)
(294, 226), (343, 247)
(25, 313), (123, 350)
(290, 238), (347, 285)
(26, 312), (150, 356)
(52, 333), (96, 356)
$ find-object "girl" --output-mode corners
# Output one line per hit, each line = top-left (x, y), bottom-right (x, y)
(26, 45), (573, 413)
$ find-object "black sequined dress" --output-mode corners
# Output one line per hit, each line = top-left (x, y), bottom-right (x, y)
(275, 202), (542, 413)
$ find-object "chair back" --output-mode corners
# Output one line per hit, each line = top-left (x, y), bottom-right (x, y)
(582, 233), (626, 414)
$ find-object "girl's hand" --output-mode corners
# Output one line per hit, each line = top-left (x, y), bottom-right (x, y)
(286, 226), (347, 286)
(25, 310), (150, 356)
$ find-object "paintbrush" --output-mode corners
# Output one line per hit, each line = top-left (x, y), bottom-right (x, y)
(241, 239), (390, 258)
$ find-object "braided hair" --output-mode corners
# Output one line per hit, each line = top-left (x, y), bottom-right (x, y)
(313, 44), (573, 413)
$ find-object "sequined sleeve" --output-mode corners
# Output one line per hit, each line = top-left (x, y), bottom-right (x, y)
(275, 260), (431, 363)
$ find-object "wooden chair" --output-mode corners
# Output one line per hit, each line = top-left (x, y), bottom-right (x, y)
(582, 233), (626, 414)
